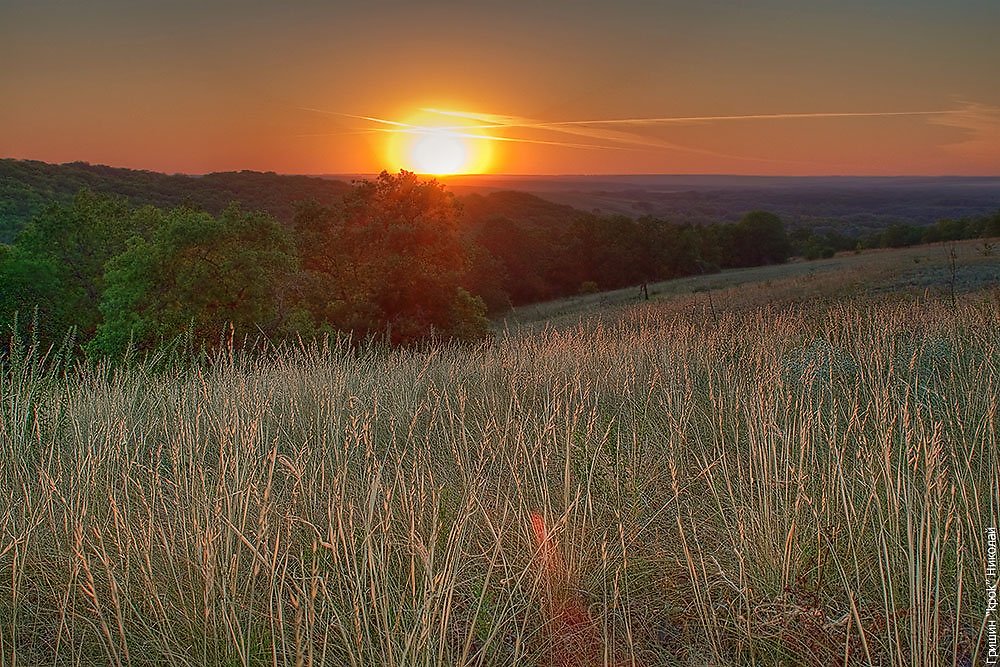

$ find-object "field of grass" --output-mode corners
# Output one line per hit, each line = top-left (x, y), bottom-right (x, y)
(1, 243), (998, 666)
(504, 238), (1000, 329)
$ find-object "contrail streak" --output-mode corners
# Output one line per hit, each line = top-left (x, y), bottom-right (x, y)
(422, 108), (959, 130)
(414, 107), (961, 162)
(413, 112), (799, 161)
(299, 108), (617, 148)
(538, 109), (960, 126)
(291, 123), (624, 150)
(304, 108), (757, 157)
(300, 105), (961, 164)
(299, 108), (415, 128)
(421, 108), (522, 125)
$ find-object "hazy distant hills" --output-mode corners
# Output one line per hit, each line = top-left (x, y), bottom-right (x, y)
(428, 174), (1000, 231)
(3, 159), (999, 243)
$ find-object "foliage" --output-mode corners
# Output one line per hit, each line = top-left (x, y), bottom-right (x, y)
(0, 191), (155, 345)
(462, 206), (795, 303)
(0, 158), (352, 242)
(292, 171), (489, 344)
(2, 164), (998, 357)
(0, 246), (64, 342)
(92, 205), (297, 355)
(733, 210), (792, 265)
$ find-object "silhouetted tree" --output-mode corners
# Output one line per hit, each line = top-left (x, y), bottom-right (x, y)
(734, 211), (791, 265)
(292, 171), (489, 344)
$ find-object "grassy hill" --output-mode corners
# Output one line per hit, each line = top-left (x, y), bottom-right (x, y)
(504, 236), (1000, 329)
(1, 241), (996, 665)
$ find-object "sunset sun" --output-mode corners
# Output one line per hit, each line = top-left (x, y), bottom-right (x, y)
(410, 131), (468, 175)
(386, 110), (494, 175)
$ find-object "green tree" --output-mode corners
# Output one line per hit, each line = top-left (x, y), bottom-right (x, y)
(467, 215), (553, 304)
(0, 191), (155, 346)
(0, 245), (63, 342)
(458, 238), (511, 315)
(92, 205), (297, 355)
(985, 210), (1000, 238)
(880, 223), (922, 248)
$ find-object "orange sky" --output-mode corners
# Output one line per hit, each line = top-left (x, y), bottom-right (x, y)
(2, 1), (999, 175)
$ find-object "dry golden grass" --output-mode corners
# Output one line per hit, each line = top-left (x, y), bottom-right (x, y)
(505, 237), (1000, 330)
(1, 245), (997, 665)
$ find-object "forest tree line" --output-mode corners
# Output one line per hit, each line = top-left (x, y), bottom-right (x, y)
(7, 159), (1000, 244)
(1, 170), (998, 356)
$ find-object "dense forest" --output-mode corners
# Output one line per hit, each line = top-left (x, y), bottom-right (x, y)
(0, 159), (353, 243)
(2, 161), (998, 355)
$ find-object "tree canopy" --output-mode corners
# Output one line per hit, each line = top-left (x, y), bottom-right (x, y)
(2, 168), (996, 358)
(92, 205), (298, 355)
(293, 171), (488, 344)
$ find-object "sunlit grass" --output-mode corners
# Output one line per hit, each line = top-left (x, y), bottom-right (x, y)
(0, 284), (997, 664)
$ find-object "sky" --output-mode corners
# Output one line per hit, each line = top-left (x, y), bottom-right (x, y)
(2, 0), (999, 176)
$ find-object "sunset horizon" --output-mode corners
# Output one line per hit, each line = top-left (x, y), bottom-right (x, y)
(4, 1), (1000, 176)
(6, 100), (1000, 178)
(12, 153), (1000, 179)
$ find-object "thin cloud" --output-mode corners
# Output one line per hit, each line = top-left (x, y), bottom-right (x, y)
(498, 109), (958, 128)
(302, 104), (969, 166)
(927, 101), (1000, 156)
(421, 108), (522, 125)
(420, 107), (958, 132)
(376, 126), (630, 151)
(300, 108), (637, 150)
(417, 106), (963, 164)
(299, 108), (415, 128)
(406, 108), (803, 162)
(420, 107), (735, 153)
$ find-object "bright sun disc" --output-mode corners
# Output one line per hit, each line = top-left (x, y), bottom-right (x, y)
(410, 131), (468, 175)
(386, 110), (494, 175)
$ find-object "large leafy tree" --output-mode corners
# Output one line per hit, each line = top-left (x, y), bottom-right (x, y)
(0, 244), (63, 342)
(292, 171), (488, 344)
(92, 205), (297, 355)
(0, 191), (155, 345)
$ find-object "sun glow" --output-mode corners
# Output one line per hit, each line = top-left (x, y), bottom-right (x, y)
(410, 131), (468, 174)
(386, 110), (494, 175)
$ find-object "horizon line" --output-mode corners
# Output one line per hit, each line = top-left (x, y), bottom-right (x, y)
(3, 156), (1000, 180)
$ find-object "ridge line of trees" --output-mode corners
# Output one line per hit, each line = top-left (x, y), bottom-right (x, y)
(2, 170), (998, 356)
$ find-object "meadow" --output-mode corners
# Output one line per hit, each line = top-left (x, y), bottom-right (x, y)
(1, 240), (997, 666)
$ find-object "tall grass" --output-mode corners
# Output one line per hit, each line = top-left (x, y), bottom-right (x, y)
(0, 293), (996, 665)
